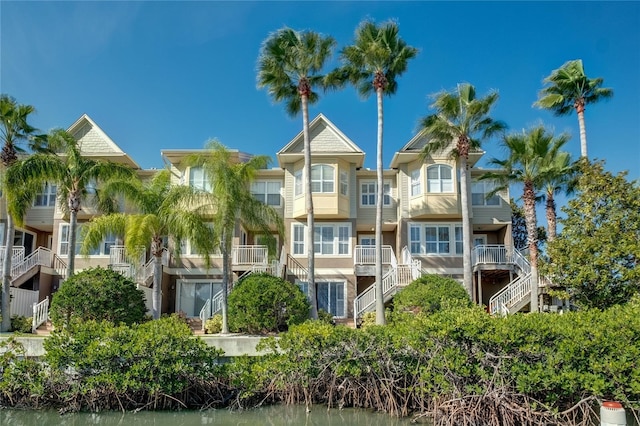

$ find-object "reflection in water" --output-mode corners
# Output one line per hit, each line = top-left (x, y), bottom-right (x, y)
(0, 405), (416, 426)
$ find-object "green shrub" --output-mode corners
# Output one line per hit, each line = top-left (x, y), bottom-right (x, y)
(317, 309), (335, 325)
(10, 316), (32, 333)
(393, 274), (471, 315)
(228, 273), (310, 334)
(50, 267), (147, 328)
(205, 314), (223, 334)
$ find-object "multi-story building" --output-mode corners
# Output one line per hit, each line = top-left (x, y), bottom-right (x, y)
(4, 113), (532, 330)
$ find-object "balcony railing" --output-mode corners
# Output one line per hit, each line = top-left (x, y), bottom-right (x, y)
(354, 245), (395, 266)
(0, 246), (26, 264)
(232, 245), (268, 265)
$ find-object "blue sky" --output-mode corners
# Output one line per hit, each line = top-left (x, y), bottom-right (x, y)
(2, 1), (639, 185)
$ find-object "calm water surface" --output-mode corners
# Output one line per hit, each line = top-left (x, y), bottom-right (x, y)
(0, 405), (417, 426)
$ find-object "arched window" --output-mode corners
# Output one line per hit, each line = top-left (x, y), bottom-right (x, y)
(427, 164), (453, 193)
(311, 164), (335, 193)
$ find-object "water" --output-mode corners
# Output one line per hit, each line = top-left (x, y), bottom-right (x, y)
(0, 405), (417, 426)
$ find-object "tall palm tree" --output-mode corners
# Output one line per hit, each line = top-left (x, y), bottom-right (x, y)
(333, 20), (417, 325)
(534, 59), (613, 158)
(0, 95), (41, 332)
(538, 142), (575, 242)
(419, 84), (505, 300)
(80, 169), (214, 319)
(482, 125), (570, 312)
(12, 128), (134, 278)
(186, 141), (284, 334)
(257, 28), (336, 320)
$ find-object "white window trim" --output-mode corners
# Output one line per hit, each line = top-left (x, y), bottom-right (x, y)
(311, 164), (335, 194)
(410, 168), (422, 197)
(189, 166), (212, 192)
(296, 279), (347, 319)
(251, 180), (282, 207)
(471, 181), (502, 207)
(33, 183), (57, 208)
(339, 171), (348, 196)
(427, 164), (454, 194)
(294, 169), (303, 197)
(58, 223), (113, 257)
(175, 279), (223, 317)
(291, 222), (352, 257)
(408, 222), (464, 257)
(358, 234), (376, 245)
(359, 180), (392, 207)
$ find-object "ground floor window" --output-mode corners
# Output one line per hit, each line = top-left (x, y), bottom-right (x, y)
(296, 280), (346, 318)
(176, 280), (222, 318)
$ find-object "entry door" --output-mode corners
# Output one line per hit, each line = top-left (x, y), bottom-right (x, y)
(176, 281), (222, 317)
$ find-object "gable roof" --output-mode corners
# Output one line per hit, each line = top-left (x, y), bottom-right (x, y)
(66, 114), (140, 169)
(390, 131), (484, 168)
(276, 114), (365, 168)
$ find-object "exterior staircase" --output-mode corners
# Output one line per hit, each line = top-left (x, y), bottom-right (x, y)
(353, 246), (422, 323)
(481, 246), (542, 315)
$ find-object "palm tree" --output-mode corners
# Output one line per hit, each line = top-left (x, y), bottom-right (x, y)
(534, 59), (613, 158)
(257, 27), (336, 320)
(419, 83), (505, 300)
(538, 142), (575, 242)
(186, 141), (284, 334)
(80, 169), (214, 319)
(482, 125), (570, 312)
(0, 95), (41, 332)
(12, 128), (134, 278)
(332, 19), (417, 325)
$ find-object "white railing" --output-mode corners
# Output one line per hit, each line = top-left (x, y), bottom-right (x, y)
(199, 298), (211, 331)
(354, 245), (395, 265)
(286, 255), (308, 281)
(211, 289), (224, 316)
(32, 296), (49, 333)
(52, 254), (67, 277)
(472, 245), (510, 265)
(353, 267), (399, 323)
(488, 273), (533, 315)
(136, 284), (161, 315)
(232, 245), (268, 265)
(400, 247), (422, 280)
(512, 248), (531, 275)
(0, 246), (26, 264)
(9, 287), (39, 317)
(11, 247), (52, 279)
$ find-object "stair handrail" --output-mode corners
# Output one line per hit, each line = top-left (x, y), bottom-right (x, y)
(286, 254), (308, 281)
(31, 296), (50, 333)
(199, 298), (211, 331)
(11, 247), (52, 279)
(511, 248), (531, 275)
(52, 254), (68, 277)
(488, 272), (533, 315)
(353, 266), (398, 323)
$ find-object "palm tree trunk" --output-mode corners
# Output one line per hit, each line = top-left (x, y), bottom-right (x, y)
(577, 109), (588, 158)
(1, 213), (15, 332)
(152, 255), (162, 320)
(67, 193), (81, 278)
(546, 192), (557, 242)
(459, 157), (473, 300)
(523, 181), (539, 312)
(220, 229), (231, 334)
(302, 95), (318, 320)
(375, 88), (385, 325)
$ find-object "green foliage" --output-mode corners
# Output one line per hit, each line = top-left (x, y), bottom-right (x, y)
(50, 267), (147, 327)
(393, 274), (471, 315)
(205, 314), (223, 334)
(316, 309), (335, 325)
(545, 160), (640, 309)
(43, 316), (223, 401)
(511, 199), (546, 250)
(228, 273), (310, 334)
(10, 315), (32, 333)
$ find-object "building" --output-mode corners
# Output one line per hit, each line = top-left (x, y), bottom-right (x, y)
(4, 113), (532, 329)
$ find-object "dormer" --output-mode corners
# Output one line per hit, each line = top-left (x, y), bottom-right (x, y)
(277, 114), (365, 219)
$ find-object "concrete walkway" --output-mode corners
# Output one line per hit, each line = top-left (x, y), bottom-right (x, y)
(0, 333), (272, 358)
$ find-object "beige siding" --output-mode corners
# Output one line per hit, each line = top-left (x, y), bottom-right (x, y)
(288, 121), (359, 153)
(74, 122), (123, 154)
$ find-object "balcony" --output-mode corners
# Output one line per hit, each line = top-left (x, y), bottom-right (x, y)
(353, 245), (396, 276)
(232, 245), (269, 269)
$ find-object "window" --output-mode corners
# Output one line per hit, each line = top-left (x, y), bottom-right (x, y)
(409, 223), (464, 255)
(189, 166), (211, 192)
(340, 171), (348, 196)
(311, 164), (334, 193)
(292, 223), (351, 256)
(359, 235), (375, 246)
(472, 181), (500, 206)
(251, 181), (282, 206)
(318, 281), (346, 317)
(360, 181), (391, 206)
(410, 169), (421, 196)
(59, 224), (101, 256)
(294, 170), (302, 197)
(33, 183), (57, 207)
(427, 165), (454, 193)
